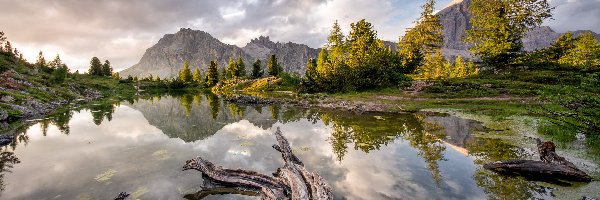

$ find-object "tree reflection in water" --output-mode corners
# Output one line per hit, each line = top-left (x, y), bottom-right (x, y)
(321, 112), (447, 184)
(0, 151), (20, 193)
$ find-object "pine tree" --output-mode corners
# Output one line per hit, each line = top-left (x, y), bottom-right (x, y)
(466, 0), (552, 68)
(251, 59), (263, 78)
(192, 68), (202, 84)
(206, 60), (219, 87)
(0, 31), (5, 50)
(267, 54), (281, 76)
(179, 60), (193, 82)
(49, 54), (62, 69)
(3, 41), (12, 55)
(304, 58), (318, 86)
(35, 51), (47, 69)
(88, 57), (103, 76)
(236, 57), (246, 77)
(101, 60), (113, 76)
(559, 32), (600, 70)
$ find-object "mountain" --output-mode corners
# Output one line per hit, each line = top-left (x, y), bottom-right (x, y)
(120, 28), (320, 78)
(438, 0), (600, 59)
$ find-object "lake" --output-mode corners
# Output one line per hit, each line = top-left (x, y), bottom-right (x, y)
(0, 93), (597, 199)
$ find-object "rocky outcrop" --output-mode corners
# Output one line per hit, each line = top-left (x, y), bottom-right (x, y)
(121, 29), (320, 78)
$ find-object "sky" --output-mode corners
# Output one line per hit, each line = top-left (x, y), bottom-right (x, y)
(1, 0), (599, 72)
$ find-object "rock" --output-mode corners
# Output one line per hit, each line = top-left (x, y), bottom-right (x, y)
(0, 110), (7, 121)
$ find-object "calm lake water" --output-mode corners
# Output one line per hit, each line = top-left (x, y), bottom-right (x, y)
(0, 93), (598, 199)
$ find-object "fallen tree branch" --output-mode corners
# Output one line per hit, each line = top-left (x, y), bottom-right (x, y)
(484, 139), (592, 182)
(183, 127), (333, 200)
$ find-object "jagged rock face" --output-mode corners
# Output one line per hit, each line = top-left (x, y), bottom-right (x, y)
(242, 36), (320, 74)
(121, 29), (319, 78)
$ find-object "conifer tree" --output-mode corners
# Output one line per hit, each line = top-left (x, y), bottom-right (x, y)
(225, 57), (236, 79)
(3, 41), (12, 55)
(0, 31), (5, 49)
(179, 60), (193, 82)
(451, 56), (467, 78)
(101, 60), (113, 76)
(399, 0), (443, 72)
(251, 59), (263, 78)
(267, 54), (281, 76)
(550, 32), (576, 59)
(89, 57), (103, 76)
(304, 58), (318, 84)
(559, 33), (600, 70)
(192, 68), (202, 83)
(206, 60), (219, 87)
(49, 54), (62, 69)
(466, 0), (552, 68)
(35, 51), (47, 69)
(236, 57), (246, 77)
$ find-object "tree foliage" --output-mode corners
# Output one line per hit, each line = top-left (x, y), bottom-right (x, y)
(558, 33), (600, 70)
(88, 57), (103, 76)
(267, 54), (282, 76)
(192, 68), (202, 84)
(206, 60), (219, 87)
(466, 0), (553, 68)
(302, 19), (408, 93)
(101, 60), (113, 76)
(251, 59), (263, 78)
(179, 60), (193, 82)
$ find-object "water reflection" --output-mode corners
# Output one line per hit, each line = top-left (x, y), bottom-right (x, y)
(0, 92), (586, 199)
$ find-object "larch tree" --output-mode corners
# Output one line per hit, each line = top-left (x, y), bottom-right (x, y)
(466, 0), (552, 68)
(558, 33), (600, 70)
(179, 60), (193, 82)
(236, 57), (246, 77)
(192, 68), (202, 83)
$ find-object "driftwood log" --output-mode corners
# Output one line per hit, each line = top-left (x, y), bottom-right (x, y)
(183, 127), (333, 200)
(484, 139), (592, 182)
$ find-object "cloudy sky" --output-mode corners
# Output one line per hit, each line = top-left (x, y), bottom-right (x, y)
(1, 0), (598, 72)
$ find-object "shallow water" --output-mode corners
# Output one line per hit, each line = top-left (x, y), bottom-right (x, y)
(0, 93), (597, 199)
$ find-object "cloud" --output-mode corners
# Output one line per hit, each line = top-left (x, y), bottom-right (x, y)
(0, 0), (596, 72)
(544, 0), (600, 33)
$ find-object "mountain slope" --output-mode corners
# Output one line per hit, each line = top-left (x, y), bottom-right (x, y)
(120, 28), (320, 78)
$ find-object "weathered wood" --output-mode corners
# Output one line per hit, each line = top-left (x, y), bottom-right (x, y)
(183, 127), (333, 200)
(484, 139), (592, 182)
(483, 160), (592, 182)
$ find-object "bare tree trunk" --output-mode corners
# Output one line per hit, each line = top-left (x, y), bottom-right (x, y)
(484, 139), (592, 182)
(183, 127), (333, 200)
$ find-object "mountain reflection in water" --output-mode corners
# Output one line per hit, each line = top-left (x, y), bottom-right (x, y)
(0, 93), (557, 199)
